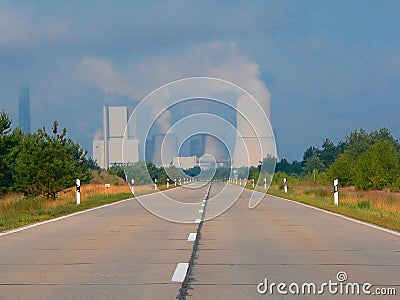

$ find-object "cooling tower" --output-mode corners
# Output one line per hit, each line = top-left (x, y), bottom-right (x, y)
(189, 138), (203, 157)
(153, 133), (178, 167)
(233, 95), (274, 167)
(203, 135), (230, 162)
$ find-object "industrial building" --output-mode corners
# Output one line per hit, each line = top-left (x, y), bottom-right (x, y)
(93, 106), (139, 169)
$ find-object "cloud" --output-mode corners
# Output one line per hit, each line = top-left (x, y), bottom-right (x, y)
(81, 42), (271, 118)
(80, 57), (134, 98)
(0, 10), (28, 45)
(81, 42), (273, 139)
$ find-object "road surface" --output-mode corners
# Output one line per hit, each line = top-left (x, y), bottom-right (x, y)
(0, 182), (399, 299)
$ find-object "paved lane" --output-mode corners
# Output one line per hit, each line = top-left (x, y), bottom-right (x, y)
(0, 184), (208, 300)
(188, 183), (400, 299)
(1, 182), (399, 299)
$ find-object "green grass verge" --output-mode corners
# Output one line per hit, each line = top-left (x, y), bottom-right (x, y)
(0, 184), (181, 233)
(237, 182), (400, 232)
(0, 192), (133, 232)
(267, 187), (400, 233)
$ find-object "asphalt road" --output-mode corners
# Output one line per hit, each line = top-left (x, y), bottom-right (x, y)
(0, 182), (399, 299)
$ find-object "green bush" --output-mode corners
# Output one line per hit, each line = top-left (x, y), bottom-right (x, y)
(354, 141), (400, 190)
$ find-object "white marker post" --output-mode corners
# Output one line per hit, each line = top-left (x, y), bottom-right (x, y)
(167, 178), (169, 189)
(131, 179), (135, 194)
(334, 179), (339, 206)
(239, 178), (242, 185)
(264, 178), (267, 190)
(252, 178), (255, 189)
(105, 183), (110, 197)
(174, 179), (177, 187)
(179, 178), (182, 185)
(284, 178), (288, 194)
(76, 179), (80, 205)
(154, 178), (157, 190)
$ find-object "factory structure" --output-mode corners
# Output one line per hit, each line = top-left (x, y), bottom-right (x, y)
(93, 106), (139, 169)
(93, 95), (272, 169)
(93, 106), (233, 170)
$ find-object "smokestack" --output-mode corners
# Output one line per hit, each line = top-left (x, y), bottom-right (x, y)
(18, 85), (30, 133)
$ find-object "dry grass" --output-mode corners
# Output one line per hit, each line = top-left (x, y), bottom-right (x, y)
(267, 181), (400, 232)
(273, 182), (400, 215)
(89, 170), (127, 185)
(0, 192), (24, 206)
(0, 181), (162, 232)
(0, 183), (147, 211)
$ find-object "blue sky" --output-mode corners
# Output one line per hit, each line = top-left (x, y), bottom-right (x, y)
(1, 1), (399, 161)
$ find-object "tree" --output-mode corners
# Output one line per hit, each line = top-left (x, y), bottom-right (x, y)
(108, 165), (125, 179)
(248, 166), (259, 181)
(275, 158), (290, 173)
(13, 121), (92, 198)
(370, 128), (397, 144)
(354, 140), (400, 190)
(183, 166), (201, 177)
(0, 111), (22, 194)
(326, 152), (354, 186)
(156, 166), (172, 184)
(124, 161), (153, 185)
(302, 146), (320, 165)
(0, 109), (11, 137)
(214, 167), (230, 180)
(146, 162), (158, 180)
(345, 128), (373, 159)
(320, 139), (338, 168)
(302, 154), (325, 183)
(290, 160), (302, 174)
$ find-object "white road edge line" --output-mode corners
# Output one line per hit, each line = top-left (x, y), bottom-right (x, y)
(171, 262), (189, 283)
(269, 194), (400, 237)
(187, 232), (197, 242)
(0, 197), (134, 238)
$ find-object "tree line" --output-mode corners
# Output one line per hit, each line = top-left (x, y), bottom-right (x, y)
(0, 110), (93, 198)
(276, 128), (400, 190)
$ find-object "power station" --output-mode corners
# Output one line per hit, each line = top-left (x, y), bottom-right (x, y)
(93, 94), (272, 170)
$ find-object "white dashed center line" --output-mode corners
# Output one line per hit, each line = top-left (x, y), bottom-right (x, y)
(171, 263), (189, 282)
(187, 232), (197, 241)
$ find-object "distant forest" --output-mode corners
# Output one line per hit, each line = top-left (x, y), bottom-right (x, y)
(276, 128), (400, 191)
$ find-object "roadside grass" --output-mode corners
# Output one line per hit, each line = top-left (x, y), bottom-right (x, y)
(0, 183), (176, 233)
(258, 182), (400, 232)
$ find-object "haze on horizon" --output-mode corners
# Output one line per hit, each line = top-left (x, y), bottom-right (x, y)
(1, 1), (399, 162)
